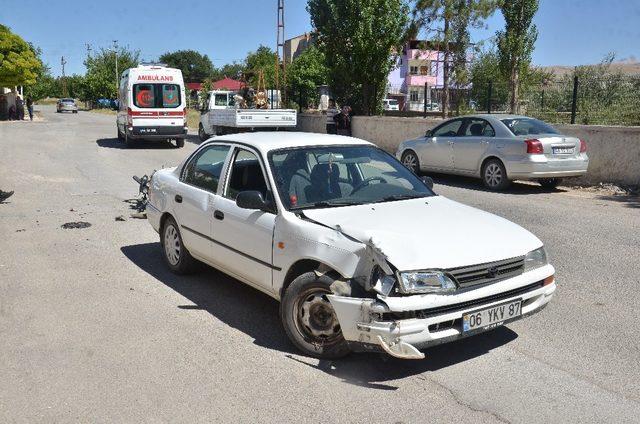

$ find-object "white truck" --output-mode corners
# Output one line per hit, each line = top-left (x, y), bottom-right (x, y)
(198, 90), (297, 141)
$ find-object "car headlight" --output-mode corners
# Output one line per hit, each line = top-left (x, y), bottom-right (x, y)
(399, 271), (457, 294)
(524, 246), (548, 272)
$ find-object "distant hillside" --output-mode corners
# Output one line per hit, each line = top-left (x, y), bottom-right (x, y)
(541, 61), (640, 77)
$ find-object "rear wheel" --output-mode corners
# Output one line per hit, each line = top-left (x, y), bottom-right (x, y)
(281, 272), (350, 359)
(175, 138), (185, 148)
(401, 150), (420, 174)
(198, 124), (209, 141)
(161, 216), (196, 274)
(539, 178), (562, 190)
(482, 159), (510, 191)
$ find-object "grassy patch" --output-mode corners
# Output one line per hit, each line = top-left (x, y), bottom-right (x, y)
(187, 109), (200, 130)
(89, 108), (117, 115)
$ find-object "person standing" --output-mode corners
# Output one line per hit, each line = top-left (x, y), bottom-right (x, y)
(16, 95), (25, 120)
(334, 105), (352, 136)
(26, 97), (34, 121)
(325, 98), (338, 134)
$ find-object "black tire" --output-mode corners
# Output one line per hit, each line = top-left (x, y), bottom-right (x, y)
(539, 178), (562, 190)
(73, 110), (78, 114)
(401, 150), (420, 174)
(482, 158), (511, 191)
(160, 216), (196, 274)
(124, 130), (134, 148)
(281, 272), (350, 359)
(175, 138), (185, 148)
(198, 124), (209, 141)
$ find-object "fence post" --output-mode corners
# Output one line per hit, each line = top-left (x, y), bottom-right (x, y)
(571, 75), (578, 124)
(423, 82), (428, 118)
(486, 81), (492, 114)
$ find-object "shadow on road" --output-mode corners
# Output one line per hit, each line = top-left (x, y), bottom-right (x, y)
(426, 172), (567, 195)
(121, 241), (518, 390)
(596, 194), (640, 208)
(96, 138), (179, 149)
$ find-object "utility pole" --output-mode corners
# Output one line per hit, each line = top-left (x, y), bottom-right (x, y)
(61, 56), (68, 97)
(112, 40), (119, 95)
(275, 0), (286, 105)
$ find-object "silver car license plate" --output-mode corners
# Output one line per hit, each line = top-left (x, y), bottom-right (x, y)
(553, 146), (574, 154)
(462, 299), (521, 332)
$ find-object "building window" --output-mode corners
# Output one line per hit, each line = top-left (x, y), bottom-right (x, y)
(410, 90), (419, 102)
(410, 66), (418, 75)
(420, 65), (429, 75)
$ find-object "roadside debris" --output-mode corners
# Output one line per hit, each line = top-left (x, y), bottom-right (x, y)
(61, 221), (92, 229)
(115, 215), (126, 222)
(130, 211), (147, 219)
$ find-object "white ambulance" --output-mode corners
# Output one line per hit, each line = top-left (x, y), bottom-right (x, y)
(117, 64), (188, 148)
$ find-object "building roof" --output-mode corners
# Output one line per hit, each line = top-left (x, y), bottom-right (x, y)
(185, 82), (202, 90)
(212, 77), (244, 90)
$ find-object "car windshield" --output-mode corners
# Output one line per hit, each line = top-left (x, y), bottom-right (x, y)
(501, 118), (559, 136)
(61, 99), (75, 103)
(269, 145), (434, 210)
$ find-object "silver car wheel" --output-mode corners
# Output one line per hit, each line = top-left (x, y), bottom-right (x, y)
(163, 223), (181, 266)
(485, 163), (503, 187)
(402, 152), (418, 172)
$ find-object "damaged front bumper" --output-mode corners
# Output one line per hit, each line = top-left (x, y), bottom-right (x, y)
(328, 264), (556, 360)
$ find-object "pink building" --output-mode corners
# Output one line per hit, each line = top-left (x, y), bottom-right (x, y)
(387, 40), (447, 111)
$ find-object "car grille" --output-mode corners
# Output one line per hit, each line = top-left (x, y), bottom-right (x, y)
(383, 280), (544, 321)
(447, 256), (525, 288)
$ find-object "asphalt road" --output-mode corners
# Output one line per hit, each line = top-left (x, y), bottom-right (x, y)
(1, 106), (639, 423)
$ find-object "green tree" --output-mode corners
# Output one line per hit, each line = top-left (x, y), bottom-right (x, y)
(0, 25), (42, 87)
(496, 0), (539, 113)
(212, 62), (245, 81)
(286, 45), (328, 108)
(82, 47), (139, 100)
(244, 45), (277, 89)
(308, 0), (409, 115)
(159, 50), (215, 82)
(412, 0), (498, 117)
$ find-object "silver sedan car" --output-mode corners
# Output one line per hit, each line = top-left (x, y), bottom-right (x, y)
(397, 114), (589, 190)
(56, 98), (78, 113)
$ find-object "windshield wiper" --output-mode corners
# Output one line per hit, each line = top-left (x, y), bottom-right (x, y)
(291, 199), (362, 210)
(380, 194), (428, 202)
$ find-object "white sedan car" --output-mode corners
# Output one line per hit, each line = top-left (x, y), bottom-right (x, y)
(397, 115), (589, 190)
(147, 132), (556, 360)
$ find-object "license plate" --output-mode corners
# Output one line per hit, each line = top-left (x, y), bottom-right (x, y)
(462, 299), (521, 332)
(553, 146), (574, 154)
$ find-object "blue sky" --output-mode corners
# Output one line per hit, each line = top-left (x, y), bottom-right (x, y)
(2, 0), (638, 77)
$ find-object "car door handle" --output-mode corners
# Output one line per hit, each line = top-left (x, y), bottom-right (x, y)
(175, 194), (183, 203)
(214, 210), (224, 221)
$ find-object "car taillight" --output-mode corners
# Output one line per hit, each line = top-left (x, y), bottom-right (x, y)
(525, 139), (543, 154)
(579, 139), (587, 153)
(127, 107), (133, 125)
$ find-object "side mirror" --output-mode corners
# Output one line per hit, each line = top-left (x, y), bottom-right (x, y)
(425, 129), (432, 137)
(421, 176), (434, 190)
(236, 191), (273, 212)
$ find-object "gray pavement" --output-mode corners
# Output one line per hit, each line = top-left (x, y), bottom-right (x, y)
(0, 105), (639, 423)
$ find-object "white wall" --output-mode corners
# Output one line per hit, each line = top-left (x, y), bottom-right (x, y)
(296, 113), (640, 186)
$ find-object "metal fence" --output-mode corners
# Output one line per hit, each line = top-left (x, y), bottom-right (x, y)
(383, 75), (640, 126)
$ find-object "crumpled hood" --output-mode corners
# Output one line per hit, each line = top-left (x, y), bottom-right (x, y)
(302, 196), (542, 271)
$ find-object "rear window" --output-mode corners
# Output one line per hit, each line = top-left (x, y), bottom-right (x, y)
(133, 83), (181, 108)
(61, 99), (75, 103)
(501, 118), (559, 136)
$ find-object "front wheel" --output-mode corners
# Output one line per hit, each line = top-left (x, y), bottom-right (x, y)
(539, 178), (562, 190)
(198, 124), (209, 141)
(482, 159), (510, 191)
(281, 272), (350, 359)
(401, 150), (420, 174)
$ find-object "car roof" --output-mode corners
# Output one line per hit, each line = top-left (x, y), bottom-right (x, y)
(206, 131), (372, 154)
(457, 113), (533, 120)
